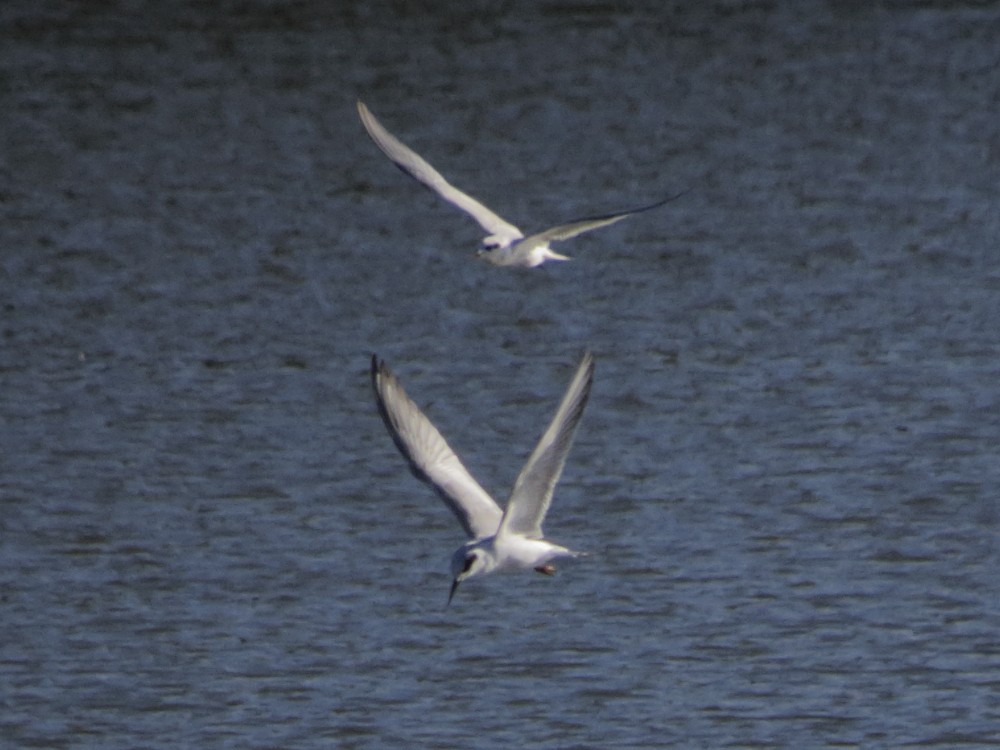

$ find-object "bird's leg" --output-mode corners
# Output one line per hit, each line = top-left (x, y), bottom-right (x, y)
(534, 564), (556, 575)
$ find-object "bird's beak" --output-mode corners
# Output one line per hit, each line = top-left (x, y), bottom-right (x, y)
(447, 578), (460, 606)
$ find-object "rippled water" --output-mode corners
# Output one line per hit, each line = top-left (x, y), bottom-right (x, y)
(2, 1), (999, 748)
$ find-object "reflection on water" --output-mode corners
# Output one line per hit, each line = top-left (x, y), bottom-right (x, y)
(2, 1), (998, 748)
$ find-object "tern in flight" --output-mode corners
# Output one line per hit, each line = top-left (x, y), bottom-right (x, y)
(358, 100), (679, 268)
(371, 352), (595, 603)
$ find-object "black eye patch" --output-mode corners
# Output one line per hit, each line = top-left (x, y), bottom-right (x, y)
(463, 555), (476, 573)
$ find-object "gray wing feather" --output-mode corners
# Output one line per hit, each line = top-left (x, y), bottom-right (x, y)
(357, 101), (523, 245)
(528, 214), (631, 244)
(498, 352), (595, 540)
(372, 356), (503, 541)
(526, 192), (689, 245)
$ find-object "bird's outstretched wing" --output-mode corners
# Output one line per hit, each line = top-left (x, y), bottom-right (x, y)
(526, 191), (689, 245)
(372, 356), (503, 540)
(498, 352), (595, 540)
(357, 101), (524, 247)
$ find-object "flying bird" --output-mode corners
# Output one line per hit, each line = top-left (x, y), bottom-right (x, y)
(371, 352), (595, 603)
(358, 100), (680, 268)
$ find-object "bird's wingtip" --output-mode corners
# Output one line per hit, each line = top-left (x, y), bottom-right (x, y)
(371, 353), (389, 386)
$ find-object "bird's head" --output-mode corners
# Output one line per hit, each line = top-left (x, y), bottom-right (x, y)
(448, 548), (485, 605)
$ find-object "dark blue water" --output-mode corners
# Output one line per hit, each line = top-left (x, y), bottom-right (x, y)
(2, 1), (999, 747)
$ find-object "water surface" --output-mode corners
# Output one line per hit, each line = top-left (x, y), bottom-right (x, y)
(2, 2), (999, 747)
